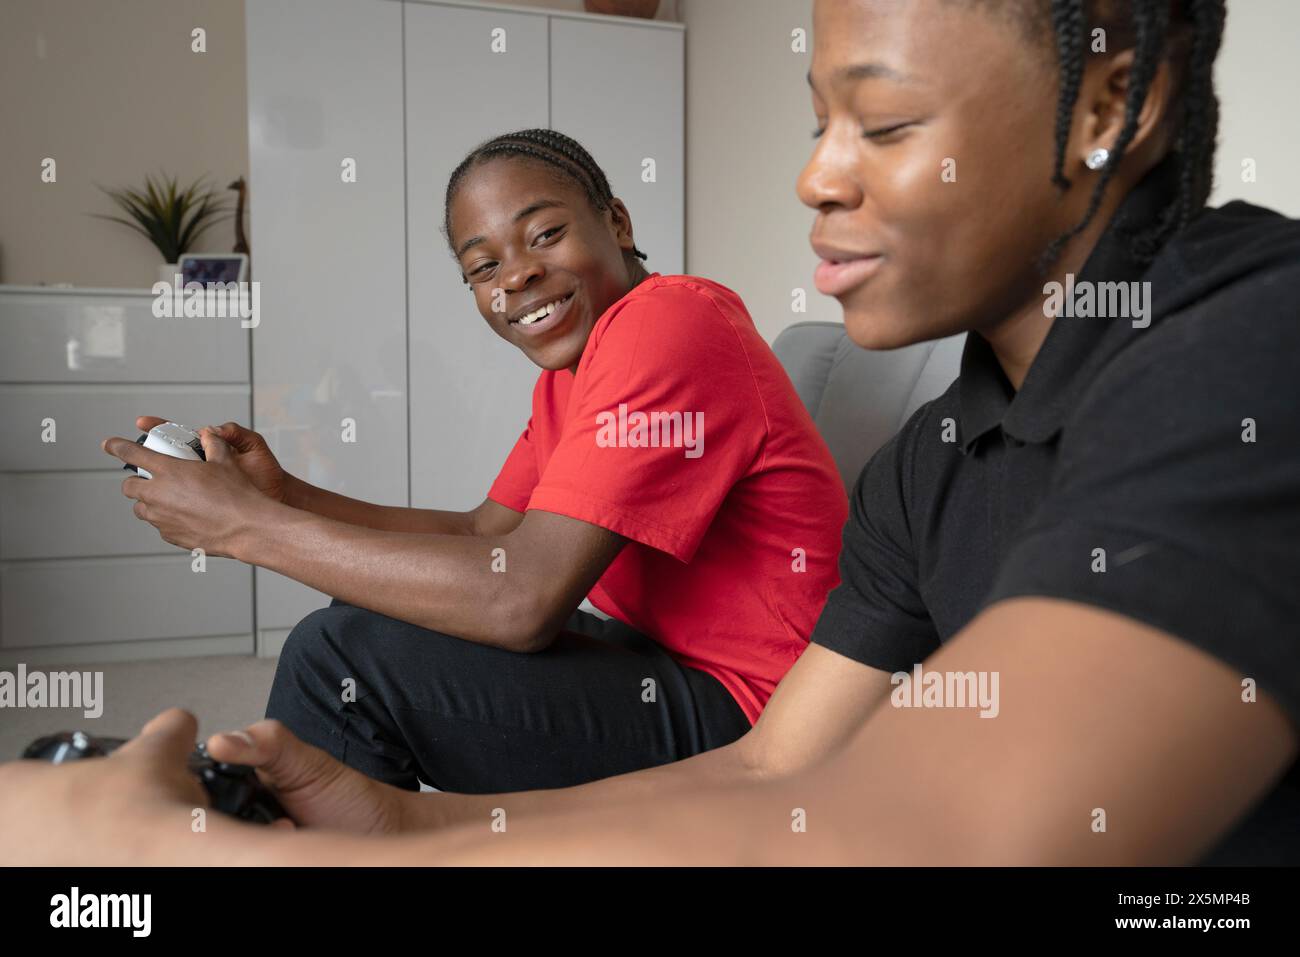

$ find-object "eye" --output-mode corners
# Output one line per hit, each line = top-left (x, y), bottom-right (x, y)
(534, 225), (564, 244)
(468, 261), (497, 279)
(862, 122), (913, 140)
(811, 122), (913, 141)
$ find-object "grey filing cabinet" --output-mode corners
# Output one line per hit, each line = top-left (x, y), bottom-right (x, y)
(0, 286), (253, 666)
(246, 0), (685, 655)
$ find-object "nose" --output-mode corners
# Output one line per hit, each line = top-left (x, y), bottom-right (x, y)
(796, 125), (863, 214)
(499, 250), (545, 296)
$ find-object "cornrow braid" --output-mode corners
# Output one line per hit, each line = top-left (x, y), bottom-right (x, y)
(443, 128), (649, 273)
(1159, 0), (1225, 257)
(1040, 0), (1226, 271)
(1048, 0), (1087, 191)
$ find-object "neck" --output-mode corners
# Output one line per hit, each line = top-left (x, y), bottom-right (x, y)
(981, 188), (1127, 390)
(979, 296), (1057, 392)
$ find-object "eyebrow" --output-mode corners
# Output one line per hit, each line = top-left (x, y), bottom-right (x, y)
(455, 199), (567, 258)
(806, 61), (916, 88)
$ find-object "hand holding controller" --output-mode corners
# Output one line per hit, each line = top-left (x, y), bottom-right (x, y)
(124, 421), (206, 480)
(22, 731), (290, 825)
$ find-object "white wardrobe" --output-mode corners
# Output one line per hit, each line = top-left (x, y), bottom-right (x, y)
(245, 0), (684, 654)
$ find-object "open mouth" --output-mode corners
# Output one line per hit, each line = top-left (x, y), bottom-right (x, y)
(510, 292), (575, 333)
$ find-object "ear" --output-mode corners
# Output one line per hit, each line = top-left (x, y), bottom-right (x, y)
(606, 198), (638, 254)
(1078, 44), (1180, 174)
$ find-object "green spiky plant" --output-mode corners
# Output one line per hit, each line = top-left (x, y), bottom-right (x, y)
(91, 173), (233, 264)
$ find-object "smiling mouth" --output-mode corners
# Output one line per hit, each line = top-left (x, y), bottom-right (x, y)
(510, 291), (574, 329)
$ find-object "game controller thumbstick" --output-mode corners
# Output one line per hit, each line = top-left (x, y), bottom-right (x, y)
(124, 421), (207, 479)
(22, 731), (290, 825)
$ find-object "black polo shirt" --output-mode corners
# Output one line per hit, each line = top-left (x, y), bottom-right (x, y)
(810, 156), (1300, 864)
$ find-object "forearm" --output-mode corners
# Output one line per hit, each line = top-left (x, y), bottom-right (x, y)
(117, 810), (404, 867)
(234, 498), (520, 646)
(421, 782), (788, 865)
(103, 736), (1088, 866)
(160, 778), (804, 866)
(403, 734), (763, 831)
(283, 473), (476, 536)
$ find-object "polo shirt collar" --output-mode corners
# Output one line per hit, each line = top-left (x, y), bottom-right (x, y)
(957, 155), (1180, 454)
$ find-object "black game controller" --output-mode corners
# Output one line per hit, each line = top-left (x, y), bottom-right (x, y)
(22, 731), (289, 825)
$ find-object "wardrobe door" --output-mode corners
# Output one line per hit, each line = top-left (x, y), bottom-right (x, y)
(549, 18), (685, 275)
(245, 0), (407, 642)
(405, 1), (549, 510)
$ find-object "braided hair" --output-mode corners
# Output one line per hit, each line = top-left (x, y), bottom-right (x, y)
(1040, 0), (1226, 268)
(443, 129), (648, 277)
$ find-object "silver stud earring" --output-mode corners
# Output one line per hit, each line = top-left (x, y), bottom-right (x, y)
(1086, 147), (1110, 171)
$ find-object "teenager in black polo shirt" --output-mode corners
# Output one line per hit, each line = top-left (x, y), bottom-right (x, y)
(2, 0), (1295, 866)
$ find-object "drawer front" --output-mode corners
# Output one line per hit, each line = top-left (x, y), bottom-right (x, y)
(0, 291), (249, 383)
(0, 471), (182, 559)
(0, 385), (249, 471)
(0, 555), (252, 648)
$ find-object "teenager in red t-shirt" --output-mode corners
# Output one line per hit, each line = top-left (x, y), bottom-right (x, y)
(116, 129), (846, 795)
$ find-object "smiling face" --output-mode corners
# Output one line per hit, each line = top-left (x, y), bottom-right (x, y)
(448, 157), (644, 372)
(798, 0), (1097, 350)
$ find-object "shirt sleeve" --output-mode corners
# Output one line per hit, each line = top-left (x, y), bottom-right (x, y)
(526, 284), (766, 563)
(810, 417), (941, 672)
(986, 284), (1300, 728)
(486, 416), (540, 514)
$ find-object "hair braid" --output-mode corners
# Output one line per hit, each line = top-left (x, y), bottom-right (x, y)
(1040, 0), (1226, 270)
(443, 128), (648, 272)
(1048, 0), (1087, 191)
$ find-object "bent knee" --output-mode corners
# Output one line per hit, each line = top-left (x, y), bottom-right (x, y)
(279, 604), (362, 665)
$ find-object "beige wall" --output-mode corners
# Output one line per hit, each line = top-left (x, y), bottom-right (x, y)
(0, 0), (249, 288)
(3, 0), (1296, 307)
(1210, 0), (1300, 217)
(682, 0), (823, 341)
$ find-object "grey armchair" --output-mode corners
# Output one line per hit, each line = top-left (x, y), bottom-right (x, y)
(772, 322), (965, 491)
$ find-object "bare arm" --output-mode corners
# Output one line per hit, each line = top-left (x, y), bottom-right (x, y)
(113, 426), (604, 651)
(285, 477), (524, 538)
(400, 643), (896, 830)
(137, 416), (523, 538)
(233, 499), (624, 651)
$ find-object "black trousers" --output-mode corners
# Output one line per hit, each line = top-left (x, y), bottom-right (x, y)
(264, 599), (750, 793)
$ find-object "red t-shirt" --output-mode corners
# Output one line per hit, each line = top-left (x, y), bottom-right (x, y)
(488, 274), (847, 723)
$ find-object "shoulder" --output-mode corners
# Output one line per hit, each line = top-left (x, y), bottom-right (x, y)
(592, 274), (756, 347)
(579, 275), (764, 389)
(1072, 210), (1300, 442)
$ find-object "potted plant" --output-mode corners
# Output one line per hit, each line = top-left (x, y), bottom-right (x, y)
(91, 173), (233, 284)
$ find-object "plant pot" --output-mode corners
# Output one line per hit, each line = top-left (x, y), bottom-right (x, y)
(583, 0), (660, 18)
(158, 262), (179, 285)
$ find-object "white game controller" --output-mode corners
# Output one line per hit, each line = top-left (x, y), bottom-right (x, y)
(124, 422), (206, 479)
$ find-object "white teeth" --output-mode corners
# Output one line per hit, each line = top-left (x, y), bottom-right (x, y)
(518, 296), (565, 326)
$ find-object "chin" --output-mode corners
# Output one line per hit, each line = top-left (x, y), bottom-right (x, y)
(523, 341), (584, 372)
(840, 305), (937, 352)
